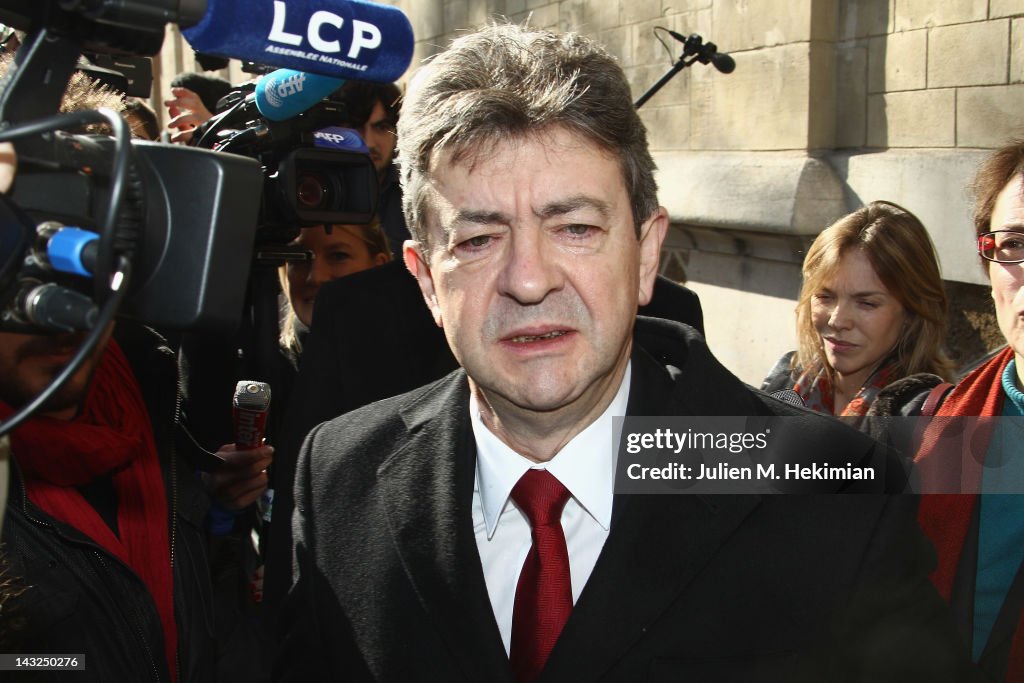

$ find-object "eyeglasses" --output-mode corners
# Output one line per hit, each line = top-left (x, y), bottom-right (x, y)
(978, 230), (1024, 263)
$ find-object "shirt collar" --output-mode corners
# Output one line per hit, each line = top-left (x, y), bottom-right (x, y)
(472, 362), (631, 539)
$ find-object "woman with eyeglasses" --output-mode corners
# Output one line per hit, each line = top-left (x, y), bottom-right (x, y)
(762, 200), (954, 423)
(911, 140), (1024, 682)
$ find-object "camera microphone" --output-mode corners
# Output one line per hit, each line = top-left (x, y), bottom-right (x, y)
(182, 0), (414, 81)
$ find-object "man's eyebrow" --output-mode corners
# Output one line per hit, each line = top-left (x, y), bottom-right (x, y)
(441, 196), (613, 238)
(537, 195), (611, 219)
(439, 209), (509, 243)
(451, 209), (510, 226)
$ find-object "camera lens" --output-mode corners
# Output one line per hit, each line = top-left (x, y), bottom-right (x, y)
(296, 173), (330, 209)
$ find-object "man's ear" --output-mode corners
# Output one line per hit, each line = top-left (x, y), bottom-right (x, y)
(403, 240), (443, 328)
(637, 207), (668, 306)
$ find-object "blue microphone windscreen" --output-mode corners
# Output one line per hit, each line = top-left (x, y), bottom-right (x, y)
(183, 0), (414, 82)
(255, 70), (346, 121)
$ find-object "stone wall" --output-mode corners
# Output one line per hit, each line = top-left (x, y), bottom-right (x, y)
(380, 0), (1019, 381)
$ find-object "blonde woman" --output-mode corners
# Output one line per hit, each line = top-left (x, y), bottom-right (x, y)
(762, 201), (953, 420)
(279, 221), (392, 365)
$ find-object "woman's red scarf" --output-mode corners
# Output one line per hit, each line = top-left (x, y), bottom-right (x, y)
(793, 358), (897, 421)
(1, 339), (178, 680)
(915, 346), (1023, 680)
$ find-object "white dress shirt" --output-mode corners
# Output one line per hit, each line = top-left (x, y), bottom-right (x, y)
(470, 363), (630, 655)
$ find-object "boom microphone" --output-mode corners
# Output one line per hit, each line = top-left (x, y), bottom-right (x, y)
(711, 52), (736, 75)
(182, 0), (414, 82)
(233, 380), (272, 450)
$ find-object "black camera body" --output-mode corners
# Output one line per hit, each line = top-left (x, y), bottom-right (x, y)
(0, 0), (270, 334)
(194, 86), (379, 262)
(6, 131), (263, 330)
(0, 0), (378, 334)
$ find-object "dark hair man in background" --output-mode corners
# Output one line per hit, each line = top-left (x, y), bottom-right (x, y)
(277, 22), (971, 682)
(334, 80), (409, 257)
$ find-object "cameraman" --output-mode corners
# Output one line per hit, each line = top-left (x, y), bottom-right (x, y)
(334, 81), (409, 256)
(0, 70), (258, 681)
(0, 323), (220, 682)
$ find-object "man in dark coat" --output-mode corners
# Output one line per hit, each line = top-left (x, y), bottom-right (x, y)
(0, 323), (218, 682)
(277, 23), (972, 682)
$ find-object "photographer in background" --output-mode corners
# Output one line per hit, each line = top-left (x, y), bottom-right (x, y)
(164, 71), (232, 144)
(334, 81), (409, 256)
(123, 96), (160, 140)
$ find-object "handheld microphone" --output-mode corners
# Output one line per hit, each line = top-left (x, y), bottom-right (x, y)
(232, 380), (272, 450)
(254, 69), (345, 122)
(769, 389), (806, 408)
(183, 0), (414, 82)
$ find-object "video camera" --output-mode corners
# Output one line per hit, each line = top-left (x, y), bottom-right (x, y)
(190, 80), (379, 266)
(0, 0), (413, 435)
(0, 0), (263, 335)
(0, 0), (380, 339)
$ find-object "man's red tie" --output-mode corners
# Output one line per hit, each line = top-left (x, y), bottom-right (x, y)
(509, 468), (573, 683)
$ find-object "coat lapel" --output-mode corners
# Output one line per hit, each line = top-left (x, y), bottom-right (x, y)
(377, 372), (514, 682)
(543, 333), (764, 680)
(376, 321), (765, 681)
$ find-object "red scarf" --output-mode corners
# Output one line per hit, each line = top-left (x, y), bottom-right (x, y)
(793, 358), (897, 421)
(2, 340), (178, 681)
(915, 346), (1023, 681)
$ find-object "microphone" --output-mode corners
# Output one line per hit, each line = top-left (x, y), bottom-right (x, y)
(711, 52), (736, 74)
(665, 30), (735, 74)
(254, 69), (345, 122)
(769, 390), (806, 408)
(182, 0), (414, 82)
(233, 380), (272, 450)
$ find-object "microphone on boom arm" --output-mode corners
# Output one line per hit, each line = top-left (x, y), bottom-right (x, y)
(665, 29), (735, 74)
(634, 29), (736, 109)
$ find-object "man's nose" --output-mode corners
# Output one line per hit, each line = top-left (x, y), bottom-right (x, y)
(497, 228), (564, 305)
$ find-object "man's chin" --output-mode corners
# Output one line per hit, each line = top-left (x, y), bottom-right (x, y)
(481, 378), (585, 415)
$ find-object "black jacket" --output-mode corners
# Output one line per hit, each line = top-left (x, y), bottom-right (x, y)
(1, 326), (217, 682)
(264, 272), (705, 615)
(276, 317), (972, 682)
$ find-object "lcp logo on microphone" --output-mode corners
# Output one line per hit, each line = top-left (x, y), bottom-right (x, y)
(266, 0), (382, 62)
